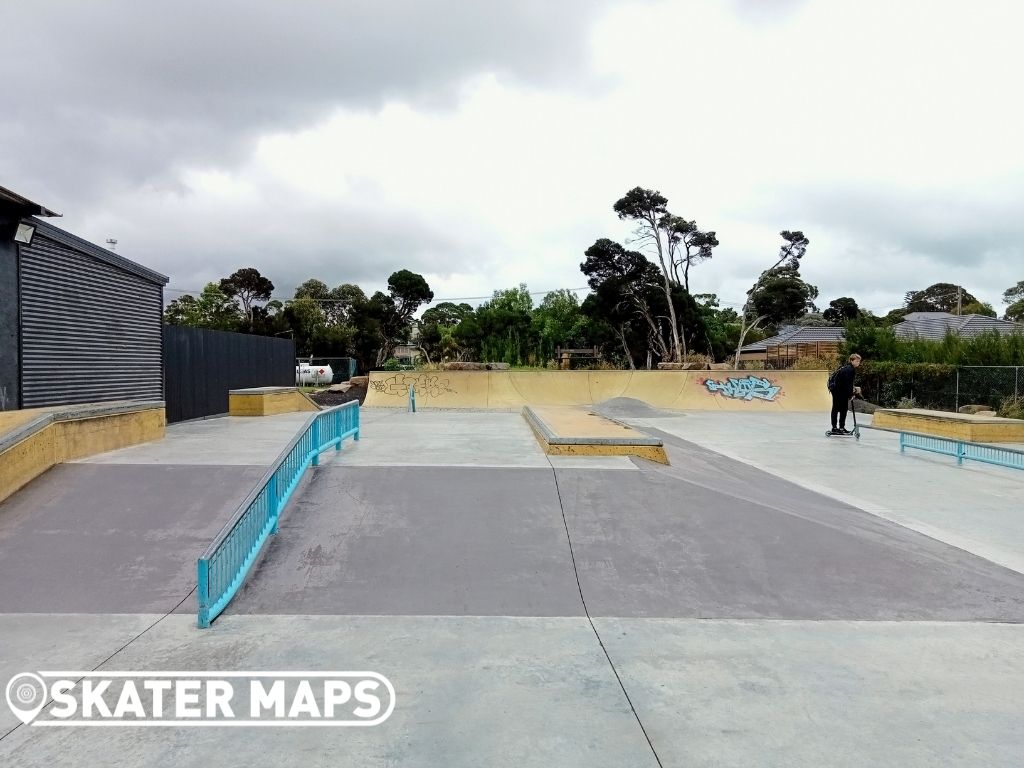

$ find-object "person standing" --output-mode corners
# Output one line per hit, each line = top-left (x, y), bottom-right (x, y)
(829, 353), (862, 435)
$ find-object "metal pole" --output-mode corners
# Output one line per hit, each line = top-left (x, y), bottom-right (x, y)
(409, 384), (416, 413)
(955, 368), (960, 412)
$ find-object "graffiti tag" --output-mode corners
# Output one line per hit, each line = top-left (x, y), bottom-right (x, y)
(370, 373), (456, 399)
(702, 375), (781, 402)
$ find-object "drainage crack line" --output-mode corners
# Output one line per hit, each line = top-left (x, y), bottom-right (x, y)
(547, 460), (664, 768)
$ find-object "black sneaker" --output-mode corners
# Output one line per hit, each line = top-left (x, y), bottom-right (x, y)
(838, 427), (852, 435)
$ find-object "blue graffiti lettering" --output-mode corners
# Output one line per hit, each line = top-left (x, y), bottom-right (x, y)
(703, 375), (781, 402)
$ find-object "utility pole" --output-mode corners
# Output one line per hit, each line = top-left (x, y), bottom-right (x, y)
(957, 285), (962, 316)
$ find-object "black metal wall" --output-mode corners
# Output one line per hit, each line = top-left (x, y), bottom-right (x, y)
(19, 222), (166, 407)
(163, 326), (296, 423)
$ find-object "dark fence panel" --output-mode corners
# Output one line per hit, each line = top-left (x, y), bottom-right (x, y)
(164, 327), (295, 423)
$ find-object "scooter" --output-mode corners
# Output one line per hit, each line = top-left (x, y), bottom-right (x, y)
(825, 395), (861, 440)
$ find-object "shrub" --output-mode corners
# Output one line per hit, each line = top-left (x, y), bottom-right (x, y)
(740, 360), (766, 370)
(382, 358), (402, 371)
(997, 395), (1024, 420)
(896, 396), (919, 409)
(683, 353), (712, 368)
(792, 355), (840, 370)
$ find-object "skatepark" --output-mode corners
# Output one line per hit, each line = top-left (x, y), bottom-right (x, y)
(1, 372), (1023, 766)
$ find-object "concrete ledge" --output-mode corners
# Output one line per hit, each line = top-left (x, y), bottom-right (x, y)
(0, 401), (166, 503)
(872, 409), (1024, 443)
(523, 406), (669, 464)
(229, 387), (320, 417)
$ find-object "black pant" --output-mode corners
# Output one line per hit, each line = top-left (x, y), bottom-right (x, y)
(831, 393), (850, 429)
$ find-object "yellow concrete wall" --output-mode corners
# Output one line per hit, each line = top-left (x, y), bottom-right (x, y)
(365, 370), (830, 411)
(0, 407), (165, 504)
(229, 390), (320, 416)
(54, 409), (166, 462)
(0, 425), (57, 503)
(873, 410), (1024, 442)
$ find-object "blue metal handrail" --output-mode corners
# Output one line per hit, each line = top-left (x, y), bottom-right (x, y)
(899, 431), (1024, 471)
(197, 401), (360, 627)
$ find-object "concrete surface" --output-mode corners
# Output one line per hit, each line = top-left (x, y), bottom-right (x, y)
(1, 407), (1023, 767)
(0, 464), (266, 613)
(75, 412), (315, 465)
(623, 410), (1024, 575)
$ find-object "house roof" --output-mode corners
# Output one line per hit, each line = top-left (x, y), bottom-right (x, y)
(895, 312), (1023, 340)
(740, 325), (845, 353)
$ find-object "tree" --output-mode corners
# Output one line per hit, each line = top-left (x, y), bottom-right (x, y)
(748, 264), (818, 326)
(219, 268), (274, 329)
(1002, 281), (1024, 321)
(581, 238), (670, 363)
(420, 302), (474, 362)
(366, 270), (433, 365)
(283, 296), (326, 356)
(475, 285), (536, 365)
(294, 278), (329, 301)
(661, 216), (719, 293)
(904, 283), (979, 314)
(1003, 280), (1024, 303)
(612, 187), (719, 360)
(734, 230), (809, 368)
(533, 289), (587, 361)
(163, 283), (243, 330)
(960, 301), (997, 318)
(823, 297), (861, 325)
(328, 283), (368, 325)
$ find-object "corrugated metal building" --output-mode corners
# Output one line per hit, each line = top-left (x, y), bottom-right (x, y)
(0, 185), (168, 410)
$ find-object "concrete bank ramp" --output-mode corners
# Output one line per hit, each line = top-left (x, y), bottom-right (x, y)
(365, 370), (830, 411)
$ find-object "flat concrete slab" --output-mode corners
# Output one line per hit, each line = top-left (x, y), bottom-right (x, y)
(594, 618), (1024, 768)
(557, 459), (1024, 620)
(324, 409), (550, 468)
(228, 466), (584, 616)
(0, 615), (656, 768)
(0, 613), (160, 734)
(626, 411), (1024, 574)
(0, 464), (265, 613)
(76, 412), (315, 465)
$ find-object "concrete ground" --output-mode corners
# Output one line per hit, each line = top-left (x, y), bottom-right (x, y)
(1, 407), (1022, 766)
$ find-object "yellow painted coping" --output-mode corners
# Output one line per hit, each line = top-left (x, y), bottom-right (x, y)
(523, 405), (670, 464)
(228, 387), (321, 417)
(0, 401), (166, 504)
(872, 409), (1024, 443)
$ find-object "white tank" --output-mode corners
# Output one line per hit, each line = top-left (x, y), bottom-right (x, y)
(296, 363), (334, 386)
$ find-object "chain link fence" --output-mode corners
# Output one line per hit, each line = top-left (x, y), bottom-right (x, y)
(859, 366), (1022, 411)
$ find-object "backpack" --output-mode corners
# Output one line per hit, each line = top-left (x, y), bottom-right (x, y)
(827, 367), (840, 392)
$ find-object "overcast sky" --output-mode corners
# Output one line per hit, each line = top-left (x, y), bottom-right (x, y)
(3, 0), (1022, 315)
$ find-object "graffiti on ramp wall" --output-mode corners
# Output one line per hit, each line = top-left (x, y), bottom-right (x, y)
(369, 373), (456, 399)
(701, 375), (781, 402)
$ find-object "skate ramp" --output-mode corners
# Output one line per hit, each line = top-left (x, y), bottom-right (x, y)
(365, 370), (830, 411)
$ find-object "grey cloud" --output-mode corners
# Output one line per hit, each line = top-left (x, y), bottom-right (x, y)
(793, 184), (1024, 266)
(85, 194), (484, 300)
(0, 0), (615, 201)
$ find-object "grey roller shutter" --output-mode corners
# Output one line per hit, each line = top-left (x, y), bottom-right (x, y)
(19, 233), (164, 406)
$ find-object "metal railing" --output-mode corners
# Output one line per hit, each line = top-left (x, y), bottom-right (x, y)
(197, 401), (360, 628)
(899, 431), (1024, 471)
